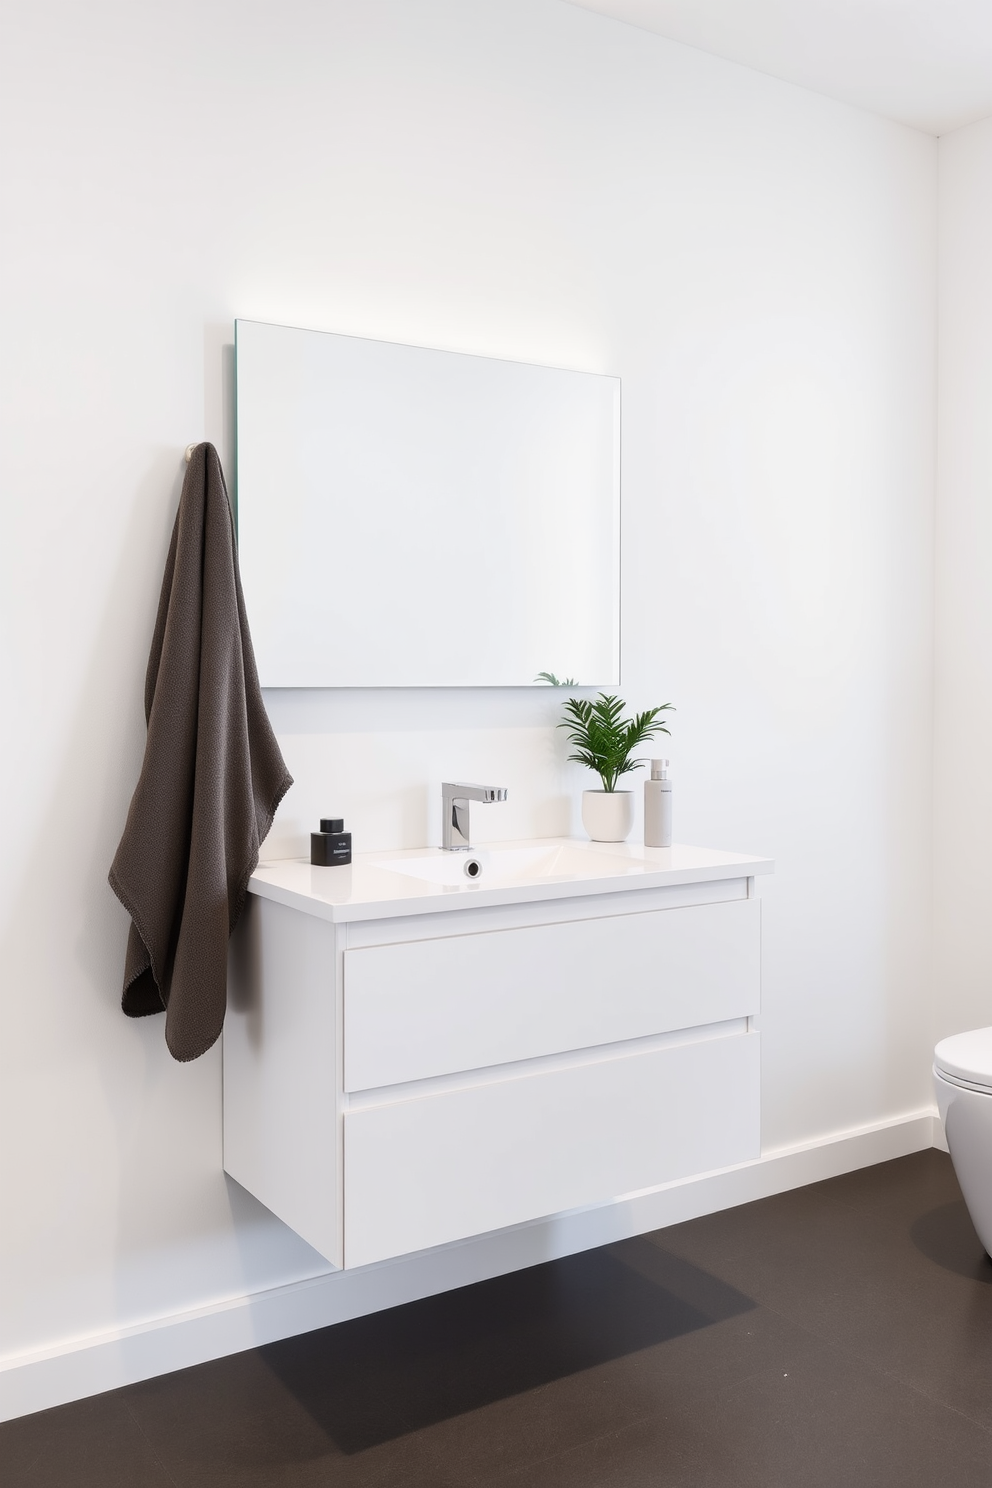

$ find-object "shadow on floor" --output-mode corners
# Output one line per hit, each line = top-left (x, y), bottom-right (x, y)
(260, 1240), (756, 1453)
(910, 1200), (992, 1282)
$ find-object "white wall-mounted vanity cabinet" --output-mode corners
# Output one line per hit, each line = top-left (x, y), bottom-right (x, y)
(223, 841), (772, 1271)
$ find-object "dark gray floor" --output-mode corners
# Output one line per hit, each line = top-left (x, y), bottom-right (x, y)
(5, 1150), (992, 1486)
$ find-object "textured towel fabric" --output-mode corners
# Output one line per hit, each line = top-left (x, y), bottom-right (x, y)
(109, 443), (293, 1062)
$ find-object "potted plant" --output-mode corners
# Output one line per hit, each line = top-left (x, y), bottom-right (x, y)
(558, 692), (674, 842)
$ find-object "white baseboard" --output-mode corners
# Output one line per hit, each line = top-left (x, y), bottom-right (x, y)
(0, 1107), (938, 1423)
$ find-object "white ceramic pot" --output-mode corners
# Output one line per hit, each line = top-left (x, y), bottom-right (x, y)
(581, 790), (635, 843)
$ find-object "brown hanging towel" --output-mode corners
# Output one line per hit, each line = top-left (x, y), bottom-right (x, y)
(109, 442), (293, 1061)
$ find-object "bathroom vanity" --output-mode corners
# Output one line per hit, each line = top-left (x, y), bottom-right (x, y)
(223, 840), (772, 1270)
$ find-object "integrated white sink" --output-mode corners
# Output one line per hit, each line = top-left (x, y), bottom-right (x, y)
(373, 843), (648, 888)
(250, 838), (773, 924)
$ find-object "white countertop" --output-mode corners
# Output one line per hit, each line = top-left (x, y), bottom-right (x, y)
(249, 838), (774, 924)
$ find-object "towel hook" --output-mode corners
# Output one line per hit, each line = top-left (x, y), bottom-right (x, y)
(184, 443), (198, 464)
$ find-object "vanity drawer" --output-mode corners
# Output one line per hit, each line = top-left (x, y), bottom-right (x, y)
(344, 1027), (760, 1267)
(344, 897), (759, 1092)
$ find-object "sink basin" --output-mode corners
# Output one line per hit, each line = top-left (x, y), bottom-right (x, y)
(373, 844), (648, 889)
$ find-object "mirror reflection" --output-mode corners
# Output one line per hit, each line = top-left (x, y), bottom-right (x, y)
(235, 319), (620, 688)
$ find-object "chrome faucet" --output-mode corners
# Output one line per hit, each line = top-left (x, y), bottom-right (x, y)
(441, 782), (508, 850)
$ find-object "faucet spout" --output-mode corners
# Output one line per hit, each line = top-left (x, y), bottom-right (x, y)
(441, 782), (508, 851)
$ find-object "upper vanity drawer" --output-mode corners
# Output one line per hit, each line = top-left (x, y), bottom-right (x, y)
(344, 897), (759, 1092)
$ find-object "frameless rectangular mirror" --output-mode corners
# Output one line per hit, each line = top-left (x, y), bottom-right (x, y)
(235, 319), (620, 687)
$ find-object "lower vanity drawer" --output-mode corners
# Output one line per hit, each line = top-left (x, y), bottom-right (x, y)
(344, 896), (759, 1092)
(343, 1027), (759, 1268)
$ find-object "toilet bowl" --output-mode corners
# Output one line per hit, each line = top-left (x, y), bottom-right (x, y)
(933, 1027), (992, 1256)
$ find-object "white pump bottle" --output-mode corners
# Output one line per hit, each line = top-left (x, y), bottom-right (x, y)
(644, 759), (673, 847)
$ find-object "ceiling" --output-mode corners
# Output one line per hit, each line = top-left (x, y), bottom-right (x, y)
(564, 0), (992, 134)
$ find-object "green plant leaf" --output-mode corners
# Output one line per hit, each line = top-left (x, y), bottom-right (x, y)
(557, 693), (674, 792)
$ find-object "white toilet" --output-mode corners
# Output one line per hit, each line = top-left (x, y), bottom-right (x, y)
(933, 1027), (992, 1256)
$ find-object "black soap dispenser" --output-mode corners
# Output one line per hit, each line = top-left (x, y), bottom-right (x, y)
(311, 818), (352, 866)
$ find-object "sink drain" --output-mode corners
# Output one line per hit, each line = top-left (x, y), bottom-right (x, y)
(464, 857), (483, 880)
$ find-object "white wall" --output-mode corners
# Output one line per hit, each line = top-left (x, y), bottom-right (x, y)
(934, 118), (992, 1043)
(0, 0), (936, 1399)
